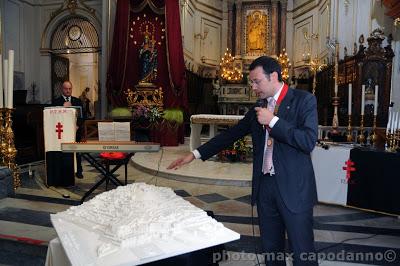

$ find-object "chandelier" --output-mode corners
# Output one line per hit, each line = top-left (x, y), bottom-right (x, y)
(220, 48), (243, 82)
(278, 48), (291, 82)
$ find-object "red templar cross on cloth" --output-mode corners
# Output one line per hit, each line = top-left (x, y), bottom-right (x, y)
(55, 122), (64, 139)
(342, 159), (356, 181)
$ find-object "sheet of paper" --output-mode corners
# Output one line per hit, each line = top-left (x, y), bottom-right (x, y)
(98, 122), (115, 141)
(114, 122), (131, 141)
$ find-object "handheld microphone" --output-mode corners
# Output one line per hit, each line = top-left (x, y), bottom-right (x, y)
(256, 99), (266, 130)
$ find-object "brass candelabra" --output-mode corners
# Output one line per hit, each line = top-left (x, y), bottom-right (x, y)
(386, 130), (399, 152)
(357, 114), (366, 144)
(0, 108), (20, 189)
(369, 115), (378, 145)
(331, 96), (340, 135)
(346, 114), (352, 142)
(0, 110), (5, 162)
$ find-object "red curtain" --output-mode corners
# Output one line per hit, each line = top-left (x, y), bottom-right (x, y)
(107, 0), (187, 110)
(165, 0), (188, 109)
(106, 0), (130, 106)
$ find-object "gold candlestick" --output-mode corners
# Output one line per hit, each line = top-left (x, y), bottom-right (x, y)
(357, 114), (365, 144)
(389, 132), (395, 151)
(370, 115), (378, 145)
(386, 132), (392, 151)
(331, 96), (340, 135)
(2, 108), (20, 189)
(0, 109), (5, 165)
(346, 114), (352, 142)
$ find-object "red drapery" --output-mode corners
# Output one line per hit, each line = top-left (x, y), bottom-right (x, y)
(107, 0), (187, 110)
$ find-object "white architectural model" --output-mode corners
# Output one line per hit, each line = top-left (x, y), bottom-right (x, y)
(53, 183), (227, 258)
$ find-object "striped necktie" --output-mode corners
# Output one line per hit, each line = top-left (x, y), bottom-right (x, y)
(263, 98), (276, 174)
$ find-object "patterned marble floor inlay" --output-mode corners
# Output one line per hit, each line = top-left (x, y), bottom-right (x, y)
(196, 193), (230, 203)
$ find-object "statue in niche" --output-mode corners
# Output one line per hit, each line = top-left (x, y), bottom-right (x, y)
(246, 11), (267, 54)
(139, 34), (158, 84)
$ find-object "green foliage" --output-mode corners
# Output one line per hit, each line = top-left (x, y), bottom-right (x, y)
(110, 107), (131, 117)
(162, 108), (184, 124)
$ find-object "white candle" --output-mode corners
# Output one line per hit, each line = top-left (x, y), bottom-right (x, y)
(374, 85), (378, 116)
(0, 54), (3, 108)
(7, 50), (14, 108)
(3, 59), (8, 108)
(393, 112), (399, 134)
(396, 110), (400, 130)
(348, 83), (352, 115)
(387, 107), (392, 133)
(361, 85), (365, 115)
(334, 84), (338, 95)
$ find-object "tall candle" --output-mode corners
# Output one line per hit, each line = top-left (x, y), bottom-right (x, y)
(386, 107), (392, 133)
(361, 85), (365, 115)
(7, 50), (14, 108)
(396, 110), (400, 130)
(334, 84), (338, 95)
(374, 85), (379, 116)
(393, 112), (399, 134)
(3, 59), (8, 109)
(0, 54), (3, 108)
(348, 83), (352, 115)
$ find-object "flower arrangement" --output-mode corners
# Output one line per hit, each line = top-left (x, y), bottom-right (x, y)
(132, 105), (162, 124)
(218, 137), (251, 162)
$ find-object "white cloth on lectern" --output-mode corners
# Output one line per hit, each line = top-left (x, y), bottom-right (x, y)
(44, 108), (77, 152)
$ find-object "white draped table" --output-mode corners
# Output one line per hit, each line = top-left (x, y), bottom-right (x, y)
(311, 145), (352, 205)
(190, 114), (244, 150)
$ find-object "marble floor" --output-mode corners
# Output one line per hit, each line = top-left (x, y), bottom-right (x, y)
(1, 142), (399, 265)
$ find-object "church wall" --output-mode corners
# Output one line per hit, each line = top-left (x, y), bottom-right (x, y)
(181, 0), (224, 77)
(291, 0), (320, 77)
(3, 0), (22, 72)
(286, 0), (294, 72)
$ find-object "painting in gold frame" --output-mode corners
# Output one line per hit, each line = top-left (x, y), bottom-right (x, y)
(246, 10), (268, 55)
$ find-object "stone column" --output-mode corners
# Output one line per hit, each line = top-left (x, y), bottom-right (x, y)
(227, 1), (234, 52)
(235, 0), (242, 57)
(280, 0), (287, 52)
(271, 0), (279, 56)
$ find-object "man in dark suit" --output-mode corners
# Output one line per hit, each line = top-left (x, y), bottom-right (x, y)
(168, 56), (318, 266)
(53, 81), (84, 179)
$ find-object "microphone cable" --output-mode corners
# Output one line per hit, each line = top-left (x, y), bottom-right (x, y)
(147, 147), (164, 186)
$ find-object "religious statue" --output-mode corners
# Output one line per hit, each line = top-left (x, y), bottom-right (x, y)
(79, 87), (92, 118)
(212, 77), (220, 96)
(246, 11), (267, 54)
(139, 35), (158, 84)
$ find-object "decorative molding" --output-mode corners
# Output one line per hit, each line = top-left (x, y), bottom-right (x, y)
(51, 0), (96, 19)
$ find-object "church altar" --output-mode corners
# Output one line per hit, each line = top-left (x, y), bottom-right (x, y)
(190, 114), (244, 150)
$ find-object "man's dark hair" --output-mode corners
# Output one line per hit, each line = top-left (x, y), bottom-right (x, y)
(249, 56), (283, 82)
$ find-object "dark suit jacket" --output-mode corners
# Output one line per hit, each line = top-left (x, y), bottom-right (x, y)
(52, 96), (84, 141)
(197, 87), (318, 213)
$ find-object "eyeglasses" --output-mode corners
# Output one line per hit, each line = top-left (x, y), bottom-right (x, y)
(249, 78), (265, 86)
(249, 73), (272, 86)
